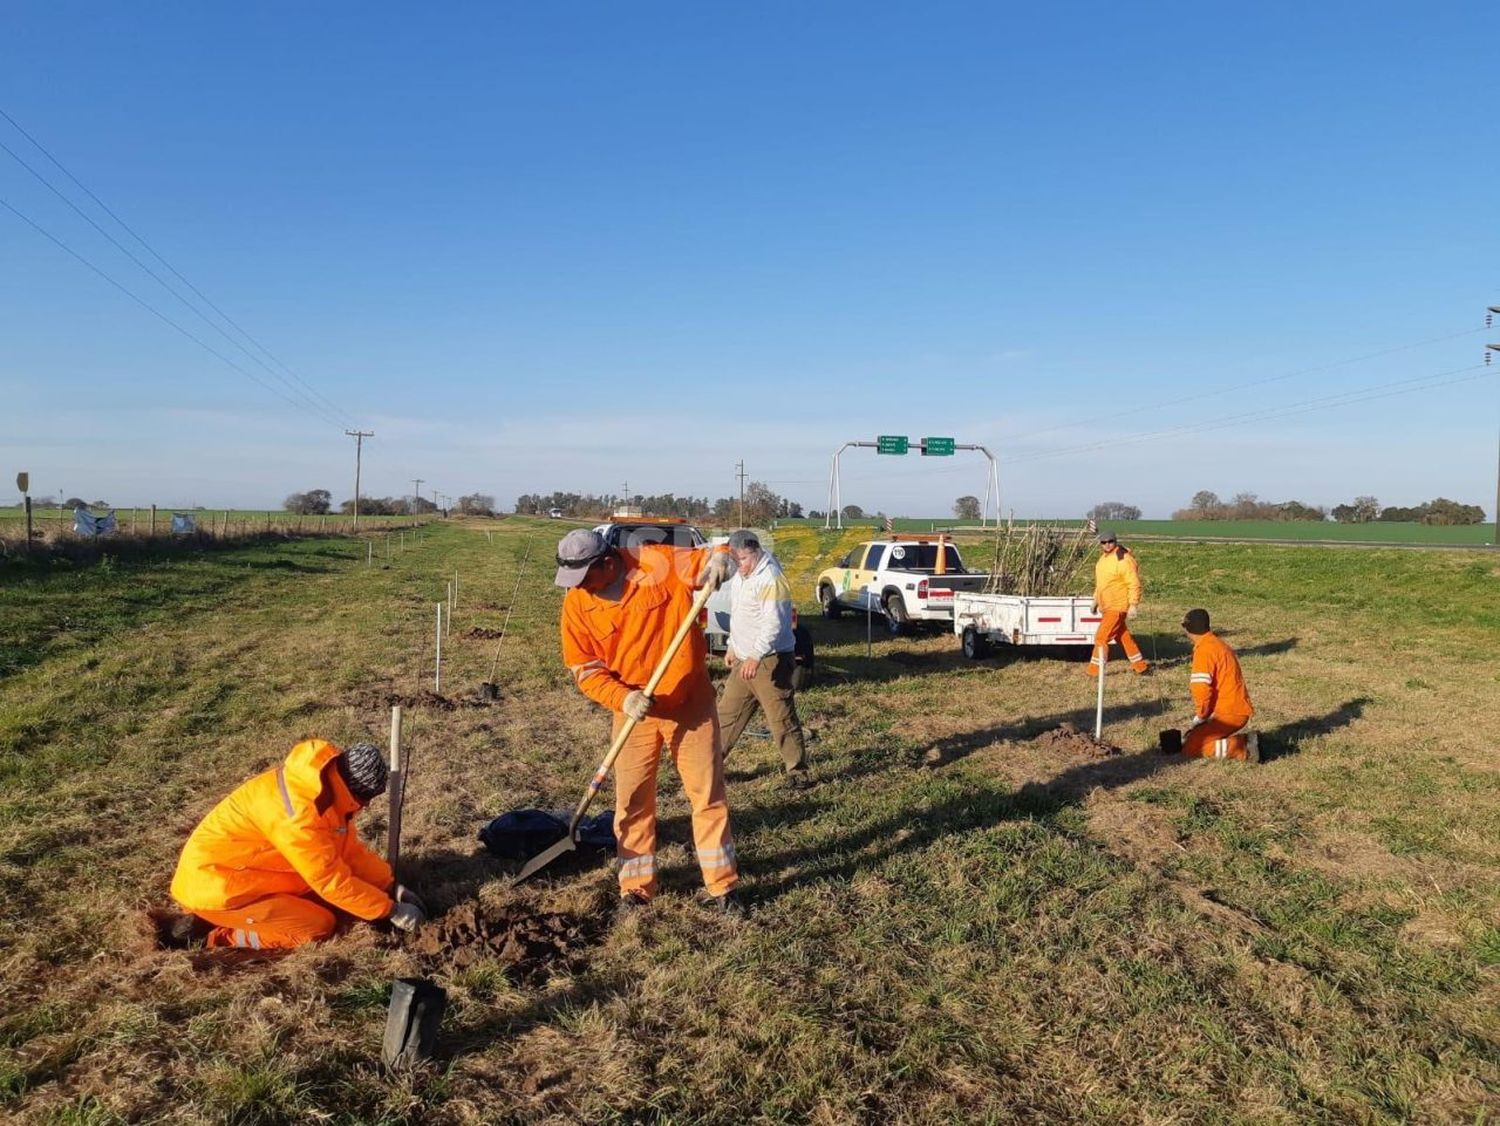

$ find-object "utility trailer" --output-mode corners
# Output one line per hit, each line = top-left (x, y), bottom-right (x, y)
(952, 592), (1100, 658)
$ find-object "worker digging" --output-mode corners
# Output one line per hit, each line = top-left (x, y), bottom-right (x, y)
(554, 527), (745, 917)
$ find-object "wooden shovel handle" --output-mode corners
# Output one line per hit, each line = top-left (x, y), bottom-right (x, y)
(567, 572), (721, 832)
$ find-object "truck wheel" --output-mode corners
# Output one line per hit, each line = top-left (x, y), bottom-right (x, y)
(819, 584), (843, 620)
(961, 627), (990, 660)
(883, 593), (909, 636)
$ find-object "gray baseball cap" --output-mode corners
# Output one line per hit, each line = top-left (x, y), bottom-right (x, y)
(554, 529), (608, 588)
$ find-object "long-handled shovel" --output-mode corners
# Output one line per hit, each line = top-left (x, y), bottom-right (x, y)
(513, 575), (721, 885)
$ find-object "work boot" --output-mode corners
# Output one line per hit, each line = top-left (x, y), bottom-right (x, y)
(1245, 731), (1261, 764)
(710, 890), (747, 919)
(782, 769), (813, 791)
(163, 911), (211, 949)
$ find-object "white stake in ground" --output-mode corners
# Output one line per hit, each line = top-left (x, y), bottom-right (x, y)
(435, 603), (443, 693)
(367, 542), (373, 568)
(1094, 640), (1107, 741)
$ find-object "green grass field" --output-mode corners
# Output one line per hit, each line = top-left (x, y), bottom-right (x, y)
(776, 516), (1498, 546)
(2, 519), (1496, 1122)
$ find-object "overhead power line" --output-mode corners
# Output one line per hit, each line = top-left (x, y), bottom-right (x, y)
(0, 106), (356, 428)
(1003, 362), (1494, 467)
(0, 194), (342, 423)
(1000, 324), (1491, 446)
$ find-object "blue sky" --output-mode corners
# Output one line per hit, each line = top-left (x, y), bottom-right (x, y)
(2, 2), (1497, 518)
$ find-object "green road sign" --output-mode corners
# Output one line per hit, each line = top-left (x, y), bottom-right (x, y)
(921, 437), (955, 456)
(876, 435), (909, 455)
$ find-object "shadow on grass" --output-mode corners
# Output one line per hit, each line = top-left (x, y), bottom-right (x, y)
(1258, 697), (1371, 762)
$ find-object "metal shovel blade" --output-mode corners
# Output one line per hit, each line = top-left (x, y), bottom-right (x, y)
(511, 833), (578, 885)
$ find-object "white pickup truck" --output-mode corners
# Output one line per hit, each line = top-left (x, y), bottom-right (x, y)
(815, 537), (989, 636)
(951, 592), (1101, 658)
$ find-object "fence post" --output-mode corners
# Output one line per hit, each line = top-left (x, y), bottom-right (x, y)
(150, 504), (157, 536)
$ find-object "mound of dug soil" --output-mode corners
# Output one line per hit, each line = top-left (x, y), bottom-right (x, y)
(408, 903), (603, 981)
(463, 626), (506, 639)
(1033, 721), (1121, 757)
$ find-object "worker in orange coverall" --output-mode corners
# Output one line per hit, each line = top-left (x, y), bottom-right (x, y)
(169, 739), (426, 948)
(555, 528), (744, 916)
(1179, 608), (1258, 762)
(1088, 530), (1149, 677)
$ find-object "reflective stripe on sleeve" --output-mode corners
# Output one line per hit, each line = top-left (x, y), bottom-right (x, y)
(569, 660), (607, 685)
(275, 767), (294, 817)
(1190, 673), (1213, 684)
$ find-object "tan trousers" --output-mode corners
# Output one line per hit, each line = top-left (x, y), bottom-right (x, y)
(611, 687), (738, 901)
(717, 651), (808, 772)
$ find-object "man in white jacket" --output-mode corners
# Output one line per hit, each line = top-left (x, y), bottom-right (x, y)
(716, 529), (811, 788)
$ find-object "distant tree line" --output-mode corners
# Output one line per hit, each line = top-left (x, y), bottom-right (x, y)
(1330, 496), (1485, 525)
(286, 490), (494, 517)
(1173, 491), (1329, 522)
(1172, 490), (1486, 525)
(516, 483), (805, 526)
(1086, 501), (1142, 522)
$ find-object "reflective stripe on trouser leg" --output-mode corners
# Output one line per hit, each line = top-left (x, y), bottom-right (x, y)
(1089, 611), (1126, 674)
(196, 894), (338, 949)
(1183, 716), (1250, 760)
(668, 696), (739, 897)
(612, 711), (665, 899)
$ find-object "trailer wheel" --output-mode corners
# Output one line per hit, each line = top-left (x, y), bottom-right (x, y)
(883, 593), (909, 636)
(819, 584), (843, 620)
(961, 627), (990, 660)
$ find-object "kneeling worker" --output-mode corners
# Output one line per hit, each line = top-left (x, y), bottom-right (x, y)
(716, 529), (811, 789)
(169, 739), (426, 948)
(1180, 608), (1258, 762)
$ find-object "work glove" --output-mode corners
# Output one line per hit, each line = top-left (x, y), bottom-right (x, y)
(1186, 715), (1205, 729)
(697, 552), (734, 588)
(394, 883), (428, 914)
(1126, 605), (1139, 620)
(389, 901), (426, 932)
(622, 690), (653, 722)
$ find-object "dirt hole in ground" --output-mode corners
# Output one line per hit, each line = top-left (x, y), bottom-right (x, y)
(464, 626), (506, 639)
(1033, 721), (1120, 757)
(408, 902), (604, 982)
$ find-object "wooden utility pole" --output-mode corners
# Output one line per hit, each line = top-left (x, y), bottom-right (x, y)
(412, 478), (423, 520)
(736, 460), (747, 527)
(345, 429), (373, 530)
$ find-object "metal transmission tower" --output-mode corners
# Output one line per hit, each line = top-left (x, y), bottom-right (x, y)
(344, 430), (373, 529)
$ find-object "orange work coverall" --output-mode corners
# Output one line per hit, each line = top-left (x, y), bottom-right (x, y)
(561, 543), (738, 901)
(1184, 631), (1254, 759)
(1089, 545), (1148, 675)
(170, 739), (396, 949)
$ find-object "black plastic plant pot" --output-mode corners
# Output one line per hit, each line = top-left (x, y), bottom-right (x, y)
(382, 977), (447, 1070)
(1158, 728), (1182, 755)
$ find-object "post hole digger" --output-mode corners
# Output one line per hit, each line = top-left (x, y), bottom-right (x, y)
(514, 527), (747, 917)
(513, 567), (724, 885)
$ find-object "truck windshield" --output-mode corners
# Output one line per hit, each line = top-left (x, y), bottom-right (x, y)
(887, 544), (965, 573)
